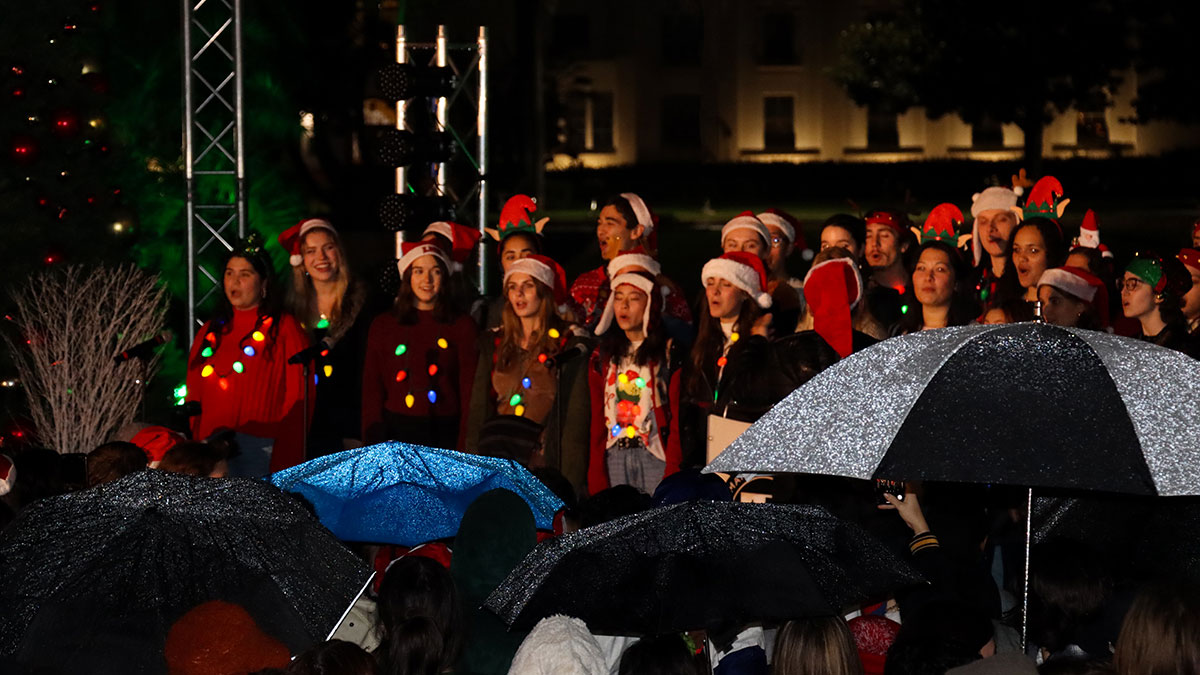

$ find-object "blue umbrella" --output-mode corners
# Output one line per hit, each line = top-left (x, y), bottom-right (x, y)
(269, 442), (563, 545)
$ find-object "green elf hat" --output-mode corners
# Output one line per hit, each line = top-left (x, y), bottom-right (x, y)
(911, 203), (970, 246)
(1017, 176), (1070, 222)
(486, 194), (549, 243)
(1126, 255), (1168, 293)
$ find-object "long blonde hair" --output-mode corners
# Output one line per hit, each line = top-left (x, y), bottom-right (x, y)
(773, 617), (863, 675)
(286, 229), (352, 330)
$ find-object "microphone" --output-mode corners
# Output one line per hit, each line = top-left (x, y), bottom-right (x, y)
(288, 337), (334, 365)
(114, 332), (172, 363)
(543, 343), (589, 369)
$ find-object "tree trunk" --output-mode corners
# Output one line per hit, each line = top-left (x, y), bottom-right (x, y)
(1020, 119), (1044, 178)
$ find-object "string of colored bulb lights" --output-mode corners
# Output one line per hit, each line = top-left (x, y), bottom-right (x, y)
(497, 327), (568, 418)
(393, 336), (451, 409)
(196, 315), (275, 391)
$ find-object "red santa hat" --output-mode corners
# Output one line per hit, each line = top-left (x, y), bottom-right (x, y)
(606, 246), (661, 279)
(423, 221), (483, 272)
(277, 218), (336, 267)
(503, 254), (571, 315)
(397, 241), (450, 277)
(802, 257), (864, 359)
(0, 453), (14, 497)
(1178, 248), (1200, 274)
(130, 425), (186, 464)
(720, 212), (772, 250)
(594, 271), (658, 335)
(969, 187), (1019, 265)
(620, 192), (656, 237)
(1037, 266), (1110, 329)
(758, 208), (812, 260)
(700, 252), (773, 309)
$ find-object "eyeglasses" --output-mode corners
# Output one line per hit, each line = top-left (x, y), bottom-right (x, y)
(1121, 278), (1146, 292)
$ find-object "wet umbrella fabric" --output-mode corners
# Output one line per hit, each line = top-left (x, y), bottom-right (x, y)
(707, 323), (1200, 496)
(485, 501), (923, 635)
(268, 441), (563, 545)
(0, 470), (371, 674)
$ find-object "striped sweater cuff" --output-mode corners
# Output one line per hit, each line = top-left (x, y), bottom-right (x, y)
(910, 531), (939, 554)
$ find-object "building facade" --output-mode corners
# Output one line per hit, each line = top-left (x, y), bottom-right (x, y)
(546, 0), (1200, 169)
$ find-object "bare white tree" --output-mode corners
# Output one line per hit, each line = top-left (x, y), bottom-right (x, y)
(3, 265), (168, 454)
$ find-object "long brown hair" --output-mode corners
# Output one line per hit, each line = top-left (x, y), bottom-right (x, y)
(496, 278), (568, 370)
(686, 287), (762, 400)
(773, 617), (863, 675)
(1114, 583), (1200, 675)
(285, 228), (352, 330)
(393, 258), (456, 325)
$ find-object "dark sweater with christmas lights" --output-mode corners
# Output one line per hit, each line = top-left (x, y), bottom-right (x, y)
(185, 307), (312, 471)
(361, 309), (478, 450)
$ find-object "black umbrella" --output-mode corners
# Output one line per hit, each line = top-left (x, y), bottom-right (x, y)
(706, 322), (1200, 643)
(0, 471), (372, 674)
(484, 501), (923, 636)
(708, 322), (1200, 493)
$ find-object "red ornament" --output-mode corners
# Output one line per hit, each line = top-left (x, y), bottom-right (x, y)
(12, 136), (37, 163)
(50, 109), (79, 138)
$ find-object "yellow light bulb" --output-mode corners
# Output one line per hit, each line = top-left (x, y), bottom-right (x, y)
(405, 394), (415, 408)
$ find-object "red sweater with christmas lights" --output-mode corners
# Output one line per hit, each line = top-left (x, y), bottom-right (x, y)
(361, 309), (478, 450)
(185, 307), (312, 471)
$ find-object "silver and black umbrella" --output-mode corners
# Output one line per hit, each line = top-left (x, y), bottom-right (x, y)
(706, 321), (1200, 644)
(484, 501), (923, 636)
(0, 470), (372, 674)
(708, 322), (1200, 495)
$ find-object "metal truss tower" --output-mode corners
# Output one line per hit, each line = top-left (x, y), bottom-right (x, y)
(182, 0), (246, 344)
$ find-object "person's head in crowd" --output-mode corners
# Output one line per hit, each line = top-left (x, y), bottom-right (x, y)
(970, 186), (1021, 274)
(164, 600), (291, 675)
(394, 241), (455, 324)
(597, 193), (656, 260)
(1121, 253), (1193, 336)
(86, 441), (146, 487)
(1006, 218), (1068, 302)
(450, 489), (536, 674)
(577, 484), (652, 528)
(278, 218), (351, 328)
(885, 600), (994, 675)
(596, 270), (667, 367)
(9, 447), (67, 511)
(721, 212), (772, 262)
(862, 209), (914, 282)
(797, 246), (887, 340)
(1065, 246), (1110, 280)
(129, 425), (186, 468)
(377, 555), (463, 675)
(498, 254), (571, 370)
(284, 640), (377, 675)
(903, 240), (977, 331)
(773, 616), (864, 675)
(689, 252), (772, 395)
(821, 214), (866, 258)
(1037, 267), (1110, 330)
(221, 233), (276, 316)
(1113, 582), (1200, 675)
(1177, 249), (1200, 332)
(847, 615), (900, 675)
(617, 633), (702, 675)
(758, 209), (805, 280)
(508, 614), (608, 675)
(488, 194), (547, 274)
(650, 468), (731, 507)
(158, 441), (229, 478)
(1029, 540), (1114, 660)
(979, 304), (1012, 325)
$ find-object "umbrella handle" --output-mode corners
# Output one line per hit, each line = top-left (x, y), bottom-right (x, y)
(1021, 487), (1032, 652)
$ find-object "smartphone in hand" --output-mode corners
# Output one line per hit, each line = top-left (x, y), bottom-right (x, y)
(874, 479), (905, 506)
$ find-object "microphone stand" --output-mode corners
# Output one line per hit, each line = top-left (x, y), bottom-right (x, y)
(302, 360), (310, 462)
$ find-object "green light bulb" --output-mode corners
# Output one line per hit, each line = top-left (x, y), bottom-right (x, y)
(232, 361), (244, 374)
